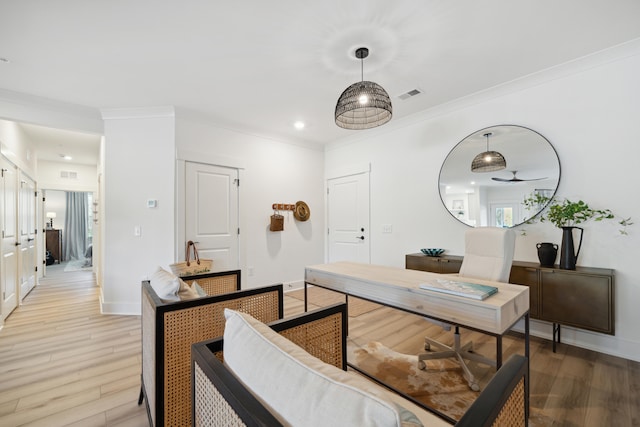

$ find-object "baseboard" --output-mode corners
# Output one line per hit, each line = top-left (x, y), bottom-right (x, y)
(283, 280), (304, 292)
(99, 293), (140, 315)
(512, 319), (640, 363)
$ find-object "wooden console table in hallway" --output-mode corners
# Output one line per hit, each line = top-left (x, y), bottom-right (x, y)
(45, 228), (63, 264)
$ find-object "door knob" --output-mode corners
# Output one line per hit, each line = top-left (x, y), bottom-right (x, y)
(356, 236), (365, 240)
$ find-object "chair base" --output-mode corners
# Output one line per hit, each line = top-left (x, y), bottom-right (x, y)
(417, 327), (496, 392)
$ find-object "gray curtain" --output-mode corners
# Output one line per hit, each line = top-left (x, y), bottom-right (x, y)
(63, 192), (89, 261)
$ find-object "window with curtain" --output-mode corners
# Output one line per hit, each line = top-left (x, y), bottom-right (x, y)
(63, 191), (90, 261)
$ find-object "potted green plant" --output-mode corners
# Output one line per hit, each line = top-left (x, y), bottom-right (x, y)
(522, 195), (632, 269)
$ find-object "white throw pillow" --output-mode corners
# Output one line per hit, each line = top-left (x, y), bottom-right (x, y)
(192, 281), (207, 297)
(223, 309), (423, 427)
(149, 267), (181, 302)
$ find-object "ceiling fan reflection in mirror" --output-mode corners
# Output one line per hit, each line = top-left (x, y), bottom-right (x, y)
(491, 170), (547, 183)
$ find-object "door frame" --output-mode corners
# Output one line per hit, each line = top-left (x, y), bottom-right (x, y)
(176, 150), (245, 269)
(325, 163), (371, 263)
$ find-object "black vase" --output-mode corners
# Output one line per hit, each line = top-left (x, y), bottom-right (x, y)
(559, 226), (584, 270)
(536, 242), (558, 267)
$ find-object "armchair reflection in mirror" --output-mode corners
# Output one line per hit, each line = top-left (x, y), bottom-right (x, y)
(439, 125), (561, 228)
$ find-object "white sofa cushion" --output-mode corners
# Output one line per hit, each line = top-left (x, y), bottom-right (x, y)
(223, 309), (424, 427)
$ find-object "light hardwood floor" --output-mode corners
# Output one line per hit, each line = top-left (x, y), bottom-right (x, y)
(0, 268), (638, 426)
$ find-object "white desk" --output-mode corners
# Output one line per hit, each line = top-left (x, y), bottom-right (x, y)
(304, 261), (530, 366)
(304, 261), (531, 422)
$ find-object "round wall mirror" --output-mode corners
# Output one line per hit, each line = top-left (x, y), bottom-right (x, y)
(439, 125), (561, 228)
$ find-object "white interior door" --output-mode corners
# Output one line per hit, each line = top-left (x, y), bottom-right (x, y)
(19, 174), (37, 298)
(185, 162), (239, 272)
(1, 158), (19, 321)
(327, 172), (370, 263)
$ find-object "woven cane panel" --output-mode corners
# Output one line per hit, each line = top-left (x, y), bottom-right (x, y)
(278, 313), (343, 368)
(141, 295), (157, 426)
(194, 362), (247, 427)
(184, 275), (238, 296)
(163, 290), (281, 425)
(492, 378), (526, 427)
(237, 292), (281, 323)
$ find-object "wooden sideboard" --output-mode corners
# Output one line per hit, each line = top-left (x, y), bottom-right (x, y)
(46, 229), (63, 264)
(406, 253), (615, 349)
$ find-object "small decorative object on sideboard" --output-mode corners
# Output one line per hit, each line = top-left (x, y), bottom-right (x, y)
(536, 242), (558, 267)
(523, 195), (633, 270)
(420, 248), (445, 257)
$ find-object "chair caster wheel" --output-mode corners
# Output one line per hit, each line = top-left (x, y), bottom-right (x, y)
(469, 382), (480, 392)
(424, 342), (431, 351)
(418, 361), (426, 370)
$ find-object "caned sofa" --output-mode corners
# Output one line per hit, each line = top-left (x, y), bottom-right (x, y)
(192, 302), (529, 427)
(140, 269), (284, 426)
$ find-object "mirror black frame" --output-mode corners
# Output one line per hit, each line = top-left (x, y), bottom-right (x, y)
(438, 124), (561, 228)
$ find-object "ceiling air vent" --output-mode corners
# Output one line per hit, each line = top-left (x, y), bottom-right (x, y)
(398, 88), (422, 100)
(60, 170), (78, 180)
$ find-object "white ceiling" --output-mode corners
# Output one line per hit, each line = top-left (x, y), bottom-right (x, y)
(2, 1), (640, 165)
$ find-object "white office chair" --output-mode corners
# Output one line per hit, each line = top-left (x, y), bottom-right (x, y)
(418, 227), (515, 391)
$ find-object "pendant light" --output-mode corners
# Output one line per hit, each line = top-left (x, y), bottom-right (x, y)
(335, 47), (392, 130)
(471, 132), (507, 172)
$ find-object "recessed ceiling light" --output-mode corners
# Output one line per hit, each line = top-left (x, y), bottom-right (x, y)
(60, 154), (72, 161)
(294, 121), (305, 130)
(0, 57), (9, 63)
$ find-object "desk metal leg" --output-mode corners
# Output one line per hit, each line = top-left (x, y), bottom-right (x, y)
(496, 336), (503, 369)
(552, 323), (561, 353)
(304, 282), (308, 312)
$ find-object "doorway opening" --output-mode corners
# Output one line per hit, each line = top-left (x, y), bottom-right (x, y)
(43, 189), (94, 273)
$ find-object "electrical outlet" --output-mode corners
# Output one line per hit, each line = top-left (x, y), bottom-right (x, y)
(382, 224), (393, 233)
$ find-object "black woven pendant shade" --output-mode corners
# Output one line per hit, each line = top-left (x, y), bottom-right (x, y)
(335, 47), (392, 130)
(471, 132), (507, 172)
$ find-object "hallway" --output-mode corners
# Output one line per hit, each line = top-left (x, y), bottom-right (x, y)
(0, 266), (147, 426)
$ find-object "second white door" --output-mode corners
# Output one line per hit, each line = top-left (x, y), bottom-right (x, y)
(327, 172), (370, 264)
(185, 162), (239, 272)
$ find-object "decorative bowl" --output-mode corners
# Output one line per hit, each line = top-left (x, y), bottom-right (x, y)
(421, 248), (445, 257)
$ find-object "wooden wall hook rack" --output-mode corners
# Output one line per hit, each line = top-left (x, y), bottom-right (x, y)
(272, 203), (295, 211)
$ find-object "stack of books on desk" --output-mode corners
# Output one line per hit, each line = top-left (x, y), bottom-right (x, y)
(419, 279), (498, 300)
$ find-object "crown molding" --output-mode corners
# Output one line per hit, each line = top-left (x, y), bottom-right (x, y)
(0, 88), (102, 133)
(100, 106), (175, 120)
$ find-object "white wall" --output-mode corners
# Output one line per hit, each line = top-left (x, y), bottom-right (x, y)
(100, 107), (176, 314)
(325, 44), (640, 362)
(176, 117), (325, 290)
(0, 119), (37, 177)
(43, 190), (66, 233)
(38, 160), (98, 192)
